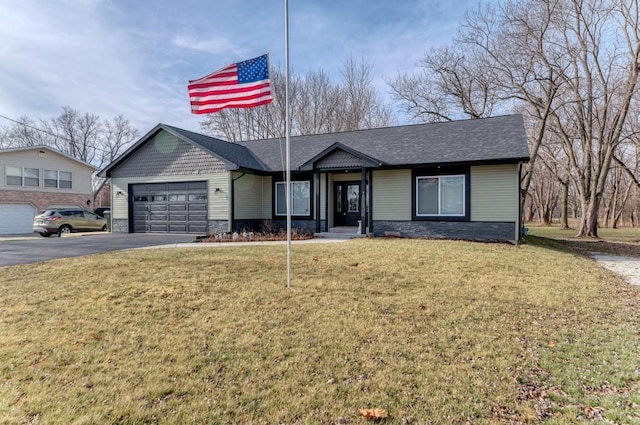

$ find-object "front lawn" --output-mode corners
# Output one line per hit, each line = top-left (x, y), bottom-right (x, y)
(0, 238), (638, 424)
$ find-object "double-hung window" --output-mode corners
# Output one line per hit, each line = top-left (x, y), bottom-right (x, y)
(44, 170), (73, 189)
(416, 175), (465, 216)
(6, 166), (39, 187)
(275, 181), (311, 216)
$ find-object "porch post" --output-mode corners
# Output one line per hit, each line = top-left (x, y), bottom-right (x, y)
(360, 167), (366, 235)
(368, 169), (373, 234)
(324, 172), (329, 232)
(315, 169), (321, 233)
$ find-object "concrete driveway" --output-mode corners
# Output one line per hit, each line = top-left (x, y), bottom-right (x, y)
(0, 233), (200, 267)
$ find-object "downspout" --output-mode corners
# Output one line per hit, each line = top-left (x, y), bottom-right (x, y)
(230, 171), (246, 232)
(516, 162), (523, 245)
(368, 169), (373, 234)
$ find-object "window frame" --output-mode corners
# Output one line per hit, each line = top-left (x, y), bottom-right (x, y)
(273, 178), (313, 218)
(412, 167), (470, 222)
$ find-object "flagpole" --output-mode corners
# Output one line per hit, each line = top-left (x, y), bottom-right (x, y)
(284, 0), (292, 289)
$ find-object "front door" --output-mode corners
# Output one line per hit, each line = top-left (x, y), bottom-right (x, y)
(334, 182), (360, 226)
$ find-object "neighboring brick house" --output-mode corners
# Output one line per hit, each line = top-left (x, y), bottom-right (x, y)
(0, 145), (97, 234)
(99, 115), (531, 243)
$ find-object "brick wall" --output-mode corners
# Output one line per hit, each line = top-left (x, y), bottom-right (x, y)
(0, 190), (92, 212)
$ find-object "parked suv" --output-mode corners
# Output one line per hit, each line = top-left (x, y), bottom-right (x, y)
(93, 207), (111, 218)
(33, 209), (107, 237)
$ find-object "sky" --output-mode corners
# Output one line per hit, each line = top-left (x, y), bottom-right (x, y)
(0, 0), (480, 134)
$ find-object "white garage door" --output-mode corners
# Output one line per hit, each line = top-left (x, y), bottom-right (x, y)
(0, 204), (37, 234)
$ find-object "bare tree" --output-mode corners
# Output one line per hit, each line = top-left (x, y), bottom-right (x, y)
(388, 44), (502, 123)
(1, 116), (53, 147)
(392, 0), (640, 236)
(101, 115), (139, 167)
(2, 107), (137, 167)
(200, 56), (393, 141)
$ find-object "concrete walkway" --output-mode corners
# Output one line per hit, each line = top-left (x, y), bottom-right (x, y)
(592, 254), (640, 286)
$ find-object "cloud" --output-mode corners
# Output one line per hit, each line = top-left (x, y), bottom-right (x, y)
(171, 35), (237, 55)
(0, 0), (477, 135)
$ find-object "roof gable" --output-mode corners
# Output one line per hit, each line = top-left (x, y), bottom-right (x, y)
(99, 123), (267, 177)
(0, 145), (98, 171)
(299, 143), (383, 171)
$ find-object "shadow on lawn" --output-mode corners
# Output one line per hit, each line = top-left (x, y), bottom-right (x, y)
(525, 235), (640, 258)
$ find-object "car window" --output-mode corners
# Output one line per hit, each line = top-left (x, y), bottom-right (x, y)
(84, 212), (99, 219)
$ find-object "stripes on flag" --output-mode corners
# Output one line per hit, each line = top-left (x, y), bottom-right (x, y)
(188, 54), (273, 114)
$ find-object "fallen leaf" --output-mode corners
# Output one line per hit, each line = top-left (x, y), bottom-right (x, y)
(359, 408), (388, 419)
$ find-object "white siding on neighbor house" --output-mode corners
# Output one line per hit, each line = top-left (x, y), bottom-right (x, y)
(470, 164), (518, 222)
(0, 148), (94, 194)
(372, 169), (411, 221)
(234, 173), (270, 219)
(111, 174), (230, 220)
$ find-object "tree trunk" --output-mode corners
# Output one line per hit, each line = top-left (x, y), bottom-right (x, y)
(560, 181), (569, 229)
(578, 197), (600, 238)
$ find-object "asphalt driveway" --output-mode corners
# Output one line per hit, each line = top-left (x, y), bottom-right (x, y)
(0, 233), (200, 267)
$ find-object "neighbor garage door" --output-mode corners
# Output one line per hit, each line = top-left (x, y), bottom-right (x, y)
(0, 203), (37, 234)
(131, 182), (207, 233)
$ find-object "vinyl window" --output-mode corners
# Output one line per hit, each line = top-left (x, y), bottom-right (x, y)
(44, 170), (72, 189)
(416, 175), (465, 216)
(275, 181), (311, 216)
(6, 166), (39, 187)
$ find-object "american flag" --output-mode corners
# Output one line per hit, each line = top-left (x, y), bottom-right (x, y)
(188, 54), (273, 114)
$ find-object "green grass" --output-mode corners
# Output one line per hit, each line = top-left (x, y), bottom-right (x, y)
(0, 238), (639, 424)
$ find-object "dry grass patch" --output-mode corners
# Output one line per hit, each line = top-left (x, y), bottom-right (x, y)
(0, 238), (638, 424)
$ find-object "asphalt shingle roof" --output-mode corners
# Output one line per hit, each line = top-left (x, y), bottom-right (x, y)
(239, 114), (529, 171)
(163, 125), (267, 171)
(100, 115), (529, 177)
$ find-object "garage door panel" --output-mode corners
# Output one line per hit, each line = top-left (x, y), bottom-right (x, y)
(169, 224), (188, 232)
(0, 204), (36, 234)
(169, 204), (187, 212)
(149, 204), (168, 212)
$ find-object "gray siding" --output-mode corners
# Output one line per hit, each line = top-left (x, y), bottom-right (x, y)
(112, 130), (226, 178)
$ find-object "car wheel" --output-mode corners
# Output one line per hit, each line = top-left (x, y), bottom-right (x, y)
(101, 224), (107, 231)
(39, 232), (51, 238)
(58, 225), (72, 237)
